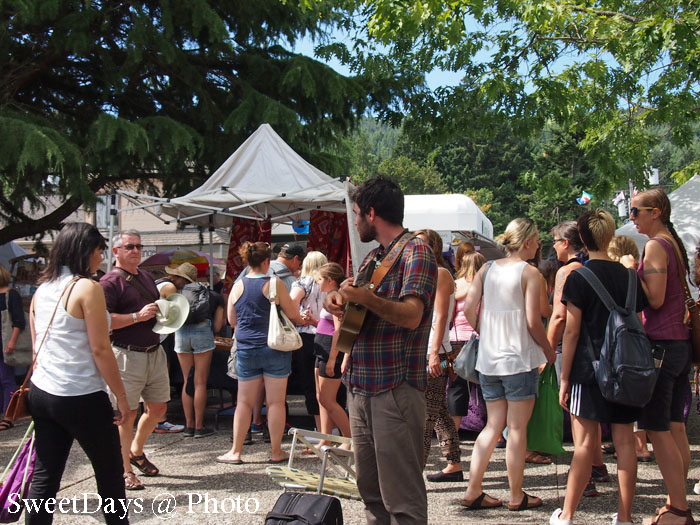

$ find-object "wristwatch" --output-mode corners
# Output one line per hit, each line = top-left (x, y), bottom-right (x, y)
(132, 313), (138, 324)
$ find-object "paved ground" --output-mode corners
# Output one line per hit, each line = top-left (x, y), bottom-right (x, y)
(1, 394), (699, 524)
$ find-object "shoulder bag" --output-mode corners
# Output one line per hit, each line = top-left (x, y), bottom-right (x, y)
(453, 261), (493, 384)
(267, 277), (303, 352)
(4, 277), (81, 423)
(1, 291), (32, 367)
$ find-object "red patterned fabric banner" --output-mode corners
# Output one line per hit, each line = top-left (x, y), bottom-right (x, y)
(222, 217), (271, 294)
(307, 211), (349, 273)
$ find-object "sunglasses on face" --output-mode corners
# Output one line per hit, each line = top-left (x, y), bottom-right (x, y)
(121, 243), (143, 251)
(553, 238), (564, 244)
(630, 206), (654, 217)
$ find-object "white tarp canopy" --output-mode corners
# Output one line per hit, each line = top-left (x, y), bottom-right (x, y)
(615, 174), (700, 259)
(156, 123), (347, 229)
(403, 194), (494, 240)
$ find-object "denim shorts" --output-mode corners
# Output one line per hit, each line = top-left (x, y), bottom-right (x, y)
(479, 368), (540, 402)
(174, 320), (215, 354)
(236, 346), (292, 381)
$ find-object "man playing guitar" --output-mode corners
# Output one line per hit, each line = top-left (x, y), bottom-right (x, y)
(325, 176), (437, 524)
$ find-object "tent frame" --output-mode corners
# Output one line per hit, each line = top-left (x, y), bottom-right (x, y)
(107, 181), (360, 286)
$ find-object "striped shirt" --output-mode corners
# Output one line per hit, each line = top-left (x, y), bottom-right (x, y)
(344, 234), (437, 396)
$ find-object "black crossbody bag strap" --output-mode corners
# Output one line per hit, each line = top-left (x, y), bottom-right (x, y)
(114, 268), (157, 303)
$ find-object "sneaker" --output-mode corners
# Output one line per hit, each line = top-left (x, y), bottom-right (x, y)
(194, 427), (216, 439)
(550, 508), (573, 525)
(611, 513), (632, 525)
(182, 427), (195, 437)
(154, 421), (185, 433)
(592, 464), (611, 482)
(583, 480), (599, 497)
(250, 422), (265, 433)
(244, 431), (253, 445)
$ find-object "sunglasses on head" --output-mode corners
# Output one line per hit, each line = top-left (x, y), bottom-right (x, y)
(630, 206), (654, 217)
(121, 243), (143, 251)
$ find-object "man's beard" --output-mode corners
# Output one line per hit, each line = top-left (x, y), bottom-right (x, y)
(358, 223), (377, 243)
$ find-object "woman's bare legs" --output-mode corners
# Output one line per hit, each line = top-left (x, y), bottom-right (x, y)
(264, 375), (289, 462)
(462, 399), (506, 504)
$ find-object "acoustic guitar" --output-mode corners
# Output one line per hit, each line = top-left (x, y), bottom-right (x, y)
(335, 232), (417, 354)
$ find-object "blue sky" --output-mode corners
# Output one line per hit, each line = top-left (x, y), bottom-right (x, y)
(293, 35), (464, 91)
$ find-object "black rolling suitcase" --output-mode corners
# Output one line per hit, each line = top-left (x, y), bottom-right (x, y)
(265, 492), (343, 525)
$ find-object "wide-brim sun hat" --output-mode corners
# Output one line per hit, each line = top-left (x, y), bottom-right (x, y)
(153, 294), (190, 334)
(165, 262), (198, 283)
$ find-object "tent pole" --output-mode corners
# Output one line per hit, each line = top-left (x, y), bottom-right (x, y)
(107, 190), (117, 272)
(208, 216), (214, 289)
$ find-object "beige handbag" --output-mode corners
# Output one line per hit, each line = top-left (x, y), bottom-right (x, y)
(267, 277), (302, 352)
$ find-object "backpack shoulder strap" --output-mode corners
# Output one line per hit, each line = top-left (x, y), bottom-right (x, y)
(576, 266), (617, 312)
(624, 268), (637, 312)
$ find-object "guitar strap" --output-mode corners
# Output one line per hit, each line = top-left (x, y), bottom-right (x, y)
(363, 231), (418, 294)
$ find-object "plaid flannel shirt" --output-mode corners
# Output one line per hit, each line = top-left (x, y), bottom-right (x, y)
(344, 234), (437, 396)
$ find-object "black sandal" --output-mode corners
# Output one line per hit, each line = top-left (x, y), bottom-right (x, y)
(0, 419), (14, 431)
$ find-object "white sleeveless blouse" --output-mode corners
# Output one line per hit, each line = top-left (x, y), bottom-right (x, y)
(31, 269), (108, 396)
(476, 260), (545, 375)
(427, 268), (455, 356)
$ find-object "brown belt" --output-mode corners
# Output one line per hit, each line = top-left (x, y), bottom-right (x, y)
(113, 342), (160, 353)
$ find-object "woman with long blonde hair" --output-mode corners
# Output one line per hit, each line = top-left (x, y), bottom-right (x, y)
(449, 251), (486, 432)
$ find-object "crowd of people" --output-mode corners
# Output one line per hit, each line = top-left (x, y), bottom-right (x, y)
(0, 176), (698, 525)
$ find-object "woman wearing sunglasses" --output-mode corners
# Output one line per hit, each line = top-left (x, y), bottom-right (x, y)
(630, 189), (693, 525)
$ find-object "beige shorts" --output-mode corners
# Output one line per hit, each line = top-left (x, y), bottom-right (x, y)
(110, 345), (171, 410)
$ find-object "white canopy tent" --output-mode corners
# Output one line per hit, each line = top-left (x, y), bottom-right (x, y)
(113, 123), (366, 276)
(615, 175), (700, 259)
(0, 241), (28, 269)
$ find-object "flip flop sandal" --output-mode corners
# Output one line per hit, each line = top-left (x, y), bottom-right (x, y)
(525, 452), (552, 464)
(130, 452), (159, 477)
(0, 419), (14, 431)
(508, 492), (542, 511)
(460, 492), (502, 510)
(651, 505), (695, 524)
(123, 471), (145, 491)
(216, 455), (243, 465)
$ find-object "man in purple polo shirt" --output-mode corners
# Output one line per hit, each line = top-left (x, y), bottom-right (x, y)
(326, 176), (437, 524)
(100, 230), (168, 491)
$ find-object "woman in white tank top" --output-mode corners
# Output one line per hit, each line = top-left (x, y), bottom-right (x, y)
(27, 223), (129, 524)
(417, 230), (464, 482)
(460, 218), (555, 512)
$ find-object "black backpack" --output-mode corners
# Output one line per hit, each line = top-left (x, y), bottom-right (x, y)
(577, 266), (658, 408)
(182, 282), (211, 324)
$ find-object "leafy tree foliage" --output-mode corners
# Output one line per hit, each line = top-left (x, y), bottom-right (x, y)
(0, 0), (406, 243)
(323, 0), (700, 200)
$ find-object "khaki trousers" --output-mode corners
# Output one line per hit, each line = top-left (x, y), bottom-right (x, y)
(348, 382), (428, 525)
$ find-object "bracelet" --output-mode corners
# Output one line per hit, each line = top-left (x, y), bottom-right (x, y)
(132, 313), (138, 324)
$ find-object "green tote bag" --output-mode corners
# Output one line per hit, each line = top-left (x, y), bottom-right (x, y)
(526, 364), (565, 455)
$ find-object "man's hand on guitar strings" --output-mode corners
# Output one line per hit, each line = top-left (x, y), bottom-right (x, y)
(324, 290), (346, 317)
